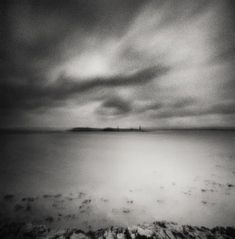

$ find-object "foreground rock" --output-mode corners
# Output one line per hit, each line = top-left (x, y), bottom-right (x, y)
(0, 221), (234, 239)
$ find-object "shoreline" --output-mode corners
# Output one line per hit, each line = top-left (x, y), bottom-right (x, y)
(1, 221), (235, 239)
(1, 187), (235, 230)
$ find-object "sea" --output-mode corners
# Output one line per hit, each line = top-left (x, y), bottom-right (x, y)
(0, 130), (235, 229)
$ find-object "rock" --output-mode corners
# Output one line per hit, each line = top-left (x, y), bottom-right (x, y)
(18, 223), (48, 238)
(50, 229), (67, 239)
(70, 232), (88, 239)
(25, 204), (32, 212)
(156, 228), (167, 239)
(128, 228), (136, 239)
(20, 222), (34, 235)
(104, 229), (117, 239)
(117, 232), (126, 239)
(123, 209), (131, 214)
(164, 229), (175, 239)
(3, 194), (14, 201)
(0, 222), (24, 238)
(154, 222), (167, 229)
(130, 232), (136, 239)
(171, 230), (185, 239)
(45, 216), (54, 223)
(14, 204), (24, 211)
(22, 197), (35, 202)
(226, 226), (235, 237)
(136, 227), (154, 238)
(0, 221), (234, 239)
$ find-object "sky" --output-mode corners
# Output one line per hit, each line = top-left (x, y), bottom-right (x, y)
(1, 0), (235, 129)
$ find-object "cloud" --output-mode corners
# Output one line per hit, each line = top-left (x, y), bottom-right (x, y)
(148, 100), (235, 119)
(97, 96), (132, 116)
(1, 0), (235, 128)
(60, 64), (169, 91)
(0, 65), (169, 110)
(96, 95), (235, 122)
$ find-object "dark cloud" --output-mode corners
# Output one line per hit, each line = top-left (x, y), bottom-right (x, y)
(149, 101), (235, 119)
(60, 65), (169, 90)
(146, 103), (164, 111)
(171, 97), (196, 109)
(97, 97), (132, 116)
(0, 65), (169, 110)
(94, 96), (235, 121)
(1, 0), (164, 113)
(206, 101), (235, 116)
(136, 97), (196, 114)
(1, 0), (148, 83)
(1, 0), (235, 128)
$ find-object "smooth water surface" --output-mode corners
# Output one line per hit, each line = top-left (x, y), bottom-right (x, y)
(0, 131), (235, 229)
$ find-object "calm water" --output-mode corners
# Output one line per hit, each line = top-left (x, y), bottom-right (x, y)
(0, 131), (235, 229)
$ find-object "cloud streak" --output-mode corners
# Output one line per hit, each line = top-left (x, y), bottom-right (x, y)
(1, 0), (235, 128)
(0, 65), (169, 110)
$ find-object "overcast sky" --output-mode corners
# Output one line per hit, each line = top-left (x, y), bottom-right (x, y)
(1, 0), (235, 128)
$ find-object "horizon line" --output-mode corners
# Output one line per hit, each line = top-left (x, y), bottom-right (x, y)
(1, 126), (235, 132)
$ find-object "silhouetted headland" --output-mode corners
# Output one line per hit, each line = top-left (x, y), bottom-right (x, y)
(70, 127), (145, 132)
(1, 127), (235, 134)
(69, 126), (235, 133)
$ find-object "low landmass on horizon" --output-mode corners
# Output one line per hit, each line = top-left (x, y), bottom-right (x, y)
(1, 126), (235, 134)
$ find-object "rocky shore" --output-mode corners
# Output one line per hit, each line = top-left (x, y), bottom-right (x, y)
(1, 221), (235, 239)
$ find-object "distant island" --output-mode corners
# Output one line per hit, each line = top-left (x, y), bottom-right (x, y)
(69, 127), (144, 132)
(0, 127), (235, 134)
(69, 126), (235, 132)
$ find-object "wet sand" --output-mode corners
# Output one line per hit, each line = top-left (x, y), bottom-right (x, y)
(1, 178), (235, 231)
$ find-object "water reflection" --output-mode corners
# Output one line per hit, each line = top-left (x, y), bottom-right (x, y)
(0, 131), (235, 229)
